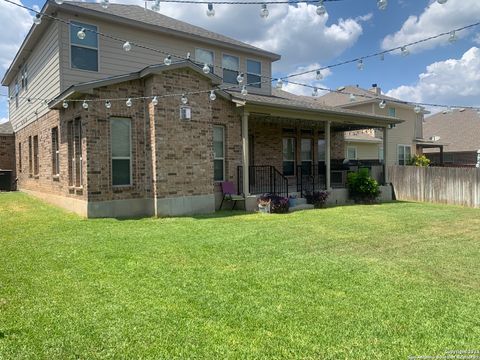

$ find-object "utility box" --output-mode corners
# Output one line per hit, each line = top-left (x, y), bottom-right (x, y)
(0, 169), (13, 191)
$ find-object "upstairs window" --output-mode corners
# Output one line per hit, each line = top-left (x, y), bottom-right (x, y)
(397, 145), (411, 165)
(347, 146), (357, 161)
(195, 48), (214, 73)
(388, 107), (396, 117)
(246, 60), (261, 88)
(14, 80), (19, 108)
(222, 54), (239, 84)
(111, 118), (132, 186)
(21, 65), (28, 91)
(70, 21), (98, 72)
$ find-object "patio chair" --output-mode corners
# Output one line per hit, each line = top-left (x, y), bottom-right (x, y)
(219, 181), (245, 210)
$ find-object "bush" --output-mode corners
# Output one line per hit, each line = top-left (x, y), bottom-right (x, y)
(257, 193), (290, 214)
(347, 168), (381, 203)
(304, 191), (329, 208)
(408, 154), (431, 167)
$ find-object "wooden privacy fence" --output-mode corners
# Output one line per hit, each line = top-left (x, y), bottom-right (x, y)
(388, 165), (480, 208)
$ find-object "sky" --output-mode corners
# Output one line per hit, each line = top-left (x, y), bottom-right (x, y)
(1, 0), (480, 123)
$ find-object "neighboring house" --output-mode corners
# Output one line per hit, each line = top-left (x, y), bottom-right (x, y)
(0, 121), (15, 174)
(317, 85), (430, 166)
(2, 1), (400, 217)
(423, 109), (480, 167)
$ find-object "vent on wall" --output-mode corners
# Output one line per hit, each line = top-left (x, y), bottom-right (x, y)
(180, 106), (191, 121)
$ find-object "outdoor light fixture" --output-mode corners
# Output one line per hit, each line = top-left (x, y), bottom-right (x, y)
(123, 41), (131, 52)
(209, 90), (216, 101)
(379, 100), (387, 109)
(126, 98), (133, 107)
(241, 86), (248, 96)
(152, 96), (159, 106)
(202, 63), (210, 74)
(82, 100), (89, 110)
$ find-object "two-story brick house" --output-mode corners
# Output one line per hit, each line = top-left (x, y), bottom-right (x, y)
(3, 1), (400, 217)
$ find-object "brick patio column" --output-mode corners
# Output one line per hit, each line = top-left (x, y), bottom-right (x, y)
(242, 111), (250, 196)
(383, 127), (389, 184)
(325, 121), (331, 190)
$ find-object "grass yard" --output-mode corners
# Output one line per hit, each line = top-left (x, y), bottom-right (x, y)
(0, 193), (479, 359)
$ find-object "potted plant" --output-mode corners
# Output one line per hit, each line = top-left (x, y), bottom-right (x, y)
(304, 190), (329, 208)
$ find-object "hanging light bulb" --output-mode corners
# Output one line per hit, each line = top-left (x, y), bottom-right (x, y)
(260, 4), (269, 18)
(126, 98), (132, 107)
(206, 3), (215, 17)
(123, 41), (132, 52)
(316, 0), (326, 16)
(316, 70), (323, 80)
(236, 73), (244, 84)
(33, 14), (42, 25)
(55, 0), (63, 5)
(202, 63), (210, 74)
(379, 100), (387, 109)
(276, 79), (283, 89)
(82, 100), (89, 110)
(152, 96), (158, 106)
(101, 0), (109, 9)
(380, 53), (385, 61)
(448, 31), (458, 43)
(414, 105), (422, 114)
(437, 0), (447, 4)
(241, 86), (248, 96)
(357, 59), (364, 71)
(181, 94), (188, 105)
(377, 0), (388, 10)
(312, 87), (318, 97)
(151, 0), (160, 11)
(62, 100), (68, 109)
(209, 90), (216, 101)
(401, 46), (409, 56)
(164, 55), (172, 66)
(105, 100), (111, 109)
(349, 93), (356, 102)
(77, 28), (86, 40)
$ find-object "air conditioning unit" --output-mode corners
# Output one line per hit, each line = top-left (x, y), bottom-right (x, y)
(180, 106), (191, 121)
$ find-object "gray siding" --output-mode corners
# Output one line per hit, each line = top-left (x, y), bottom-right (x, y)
(57, 11), (272, 95)
(8, 22), (61, 132)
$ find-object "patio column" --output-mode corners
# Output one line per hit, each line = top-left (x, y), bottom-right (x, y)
(325, 121), (331, 190)
(242, 111), (250, 196)
(383, 127), (389, 184)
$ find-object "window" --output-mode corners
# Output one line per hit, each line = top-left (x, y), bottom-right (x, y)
(213, 125), (225, 182)
(379, 145), (384, 162)
(33, 135), (39, 176)
(347, 146), (357, 160)
(14, 80), (19, 108)
(283, 138), (295, 176)
(246, 59), (261, 88)
(195, 48), (214, 73)
(70, 21), (98, 72)
(111, 118), (131, 186)
(18, 142), (22, 173)
(301, 138), (312, 175)
(397, 145), (411, 165)
(21, 65), (27, 91)
(28, 136), (32, 175)
(68, 119), (83, 187)
(222, 54), (239, 84)
(52, 127), (60, 176)
(388, 107), (396, 117)
(317, 139), (326, 162)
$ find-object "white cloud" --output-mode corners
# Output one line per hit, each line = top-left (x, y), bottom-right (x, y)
(381, 0), (480, 54)
(283, 63), (331, 96)
(386, 47), (480, 109)
(0, 117), (7, 124)
(0, 0), (32, 70)
(474, 33), (480, 45)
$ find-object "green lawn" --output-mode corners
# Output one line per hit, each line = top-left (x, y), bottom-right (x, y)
(0, 193), (479, 359)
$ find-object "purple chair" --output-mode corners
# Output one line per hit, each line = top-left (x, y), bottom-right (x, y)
(220, 181), (245, 210)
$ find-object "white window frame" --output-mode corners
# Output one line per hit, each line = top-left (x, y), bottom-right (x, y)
(397, 144), (412, 165)
(379, 145), (384, 162)
(222, 53), (239, 85)
(21, 64), (28, 91)
(346, 146), (357, 160)
(282, 137), (296, 176)
(246, 58), (262, 88)
(111, 117), (132, 187)
(69, 20), (99, 73)
(317, 139), (326, 162)
(213, 125), (225, 182)
(195, 48), (214, 74)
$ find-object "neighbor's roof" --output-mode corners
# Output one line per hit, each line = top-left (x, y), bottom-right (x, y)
(423, 109), (480, 152)
(2, 1), (280, 85)
(0, 122), (14, 134)
(317, 85), (400, 107)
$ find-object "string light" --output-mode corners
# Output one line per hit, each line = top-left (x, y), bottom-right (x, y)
(349, 93), (356, 102)
(312, 87), (318, 97)
(152, 96), (158, 106)
(62, 100), (68, 109)
(33, 14), (41, 25)
(202, 63), (210, 74)
(448, 31), (458, 43)
(241, 86), (248, 96)
(126, 98), (133, 107)
(316, 0), (326, 16)
(401, 46), (409, 56)
(101, 0), (109, 8)
(414, 105), (422, 114)
(105, 100), (112, 109)
(379, 53), (385, 61)
(236, 73), (244, 84)
(276, 78), (283, 89)
(206, 3), (215, 16)
(437, 0), (447, 4)
(379, 100), (387, 109)
(82, 100), (89, 110)
(54, 0), (63, 4)
(77, 28), (86, 40)
(357, 59), (364, 71)
(181, 94), (188, 104)
(316, 70), (323, 80)
(209, 90), (216, 101)
(164, 55), (172, 66)
(377, 0), (387, 10)
(151, 0), (160, 11)
(123, 41), (132, 52)
(260, 4), (269, 18)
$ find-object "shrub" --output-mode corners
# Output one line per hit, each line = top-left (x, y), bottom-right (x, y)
(257, 193), (290, 214)
(347, 168), (381, 203)
(304, 191), (329, 208)
(408, 154), (431, 167)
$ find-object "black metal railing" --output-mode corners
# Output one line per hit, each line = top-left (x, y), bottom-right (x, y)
(296, 164), (327, 197)
(237, 165), (289, 197)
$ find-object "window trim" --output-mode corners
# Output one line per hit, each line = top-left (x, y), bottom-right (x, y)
(282, 137), (296, 176)
(69, 20), (100, 73)
(213, 125), (225, 182)
(397, 144), (412, 165)
(346, 145), (357, 161)
(33, 135), (39, 176)
(388, 107), (396, 118)
(110, 117), (132, 187)
(194, 47), (215, 74)
(18, 142), (22, 173)
(317, 139), (326, 162)
(221, 53), (240, 85)
(52, 127), (60, 176)
(28, 136), (33, 176)
(20, 64), (28, 92)
(246, 58), (262, 89)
